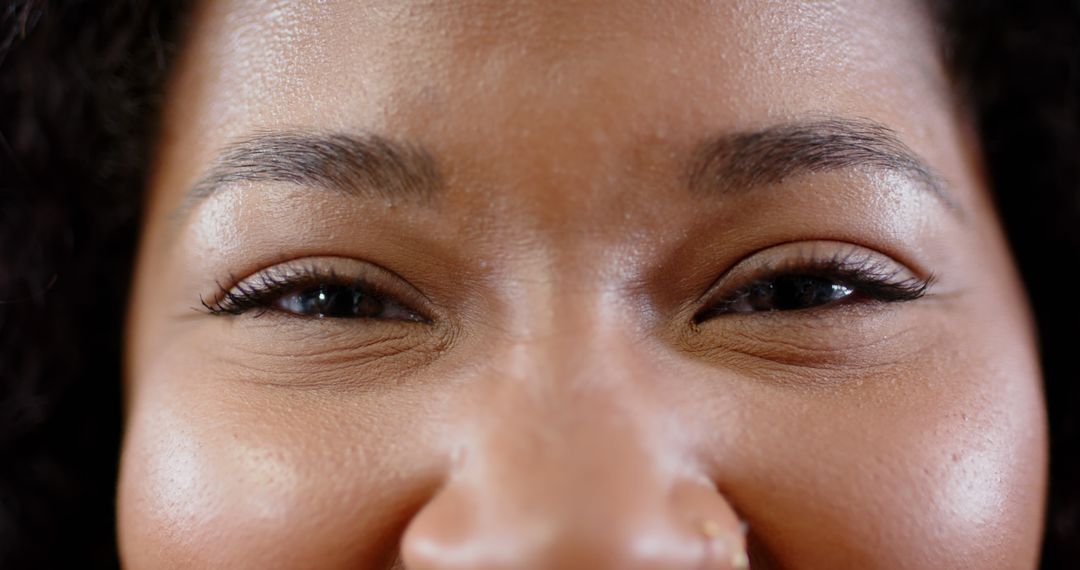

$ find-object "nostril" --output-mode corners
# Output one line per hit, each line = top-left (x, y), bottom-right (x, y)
(700, 518), (749, 568)
(671, 480), (749, 570)
(400, 485), (483, 570)
(401, 477), (748, 570)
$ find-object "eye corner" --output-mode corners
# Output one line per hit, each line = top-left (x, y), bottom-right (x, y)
(199, 292), (239, 316)
(691, 302), (728, 325)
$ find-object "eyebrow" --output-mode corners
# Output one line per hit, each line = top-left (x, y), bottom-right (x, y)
(686, 117), (960, 214)
(178, 117), (957, 227)
(175, 130), (441, 223)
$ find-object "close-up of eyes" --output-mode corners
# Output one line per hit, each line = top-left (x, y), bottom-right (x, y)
(200, 243), (931, 327)
(694, 243), (933, 322)
(200, 259), (430, 322)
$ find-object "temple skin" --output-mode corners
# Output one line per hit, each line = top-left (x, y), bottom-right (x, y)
(120, 1), (1047, 568)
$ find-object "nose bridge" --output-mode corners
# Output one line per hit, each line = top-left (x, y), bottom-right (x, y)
(400, 286), (748, 569)
(468, 287), (671, 541)
(502, 262), (652, 397)
(470, 347), (667, 522)
(486, 280), (665, 474)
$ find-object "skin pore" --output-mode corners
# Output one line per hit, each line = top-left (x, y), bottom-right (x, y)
(120, 0), (1048, 568)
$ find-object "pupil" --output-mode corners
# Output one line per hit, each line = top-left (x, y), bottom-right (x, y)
(296, 285), (384, 318)
(749, 275), (851, 311)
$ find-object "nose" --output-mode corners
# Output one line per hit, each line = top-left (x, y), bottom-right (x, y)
(401, 471), (747, 570)
(399, 336), (747, 570)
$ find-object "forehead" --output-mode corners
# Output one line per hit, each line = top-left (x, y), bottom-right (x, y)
(158, 0), (949, 209)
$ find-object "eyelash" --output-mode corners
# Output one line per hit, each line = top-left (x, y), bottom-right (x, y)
(202, 251), (930, 322)
(200, 266), (423, 321)
(693, 251), (933, 322)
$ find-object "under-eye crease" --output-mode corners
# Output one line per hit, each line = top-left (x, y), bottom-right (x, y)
(200, 260), (430, 322)
(693, 247), (933, 323)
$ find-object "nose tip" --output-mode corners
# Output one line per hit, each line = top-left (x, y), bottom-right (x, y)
(400, 478), (747, 570)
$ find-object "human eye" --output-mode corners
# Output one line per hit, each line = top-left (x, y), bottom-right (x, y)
(200, 257), (430, 322)
(693, 242), (932, 322)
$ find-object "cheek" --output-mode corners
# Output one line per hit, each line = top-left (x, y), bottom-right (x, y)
(116, 366), (442, 569)
(724, 335), (1047, 569)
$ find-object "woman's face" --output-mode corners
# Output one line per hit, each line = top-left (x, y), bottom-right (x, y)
(119, 1), (1047, 568)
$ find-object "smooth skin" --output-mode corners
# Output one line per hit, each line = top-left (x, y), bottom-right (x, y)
(120, 1), (1048, 568)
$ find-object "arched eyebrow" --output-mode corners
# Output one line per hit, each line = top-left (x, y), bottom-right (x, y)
(686, 117), (962, 216)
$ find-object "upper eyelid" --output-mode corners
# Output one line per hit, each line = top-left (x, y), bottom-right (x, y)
(202, 258), (432, 318)
(722, 265), (926, 299)
(206, 272), (416, 318)
(719, 260), (920, 297)
(729, 257), (906, 289)
(691, 270), (928, 323)
(692, 246), (929, 315)
(698, 242), (921, 297)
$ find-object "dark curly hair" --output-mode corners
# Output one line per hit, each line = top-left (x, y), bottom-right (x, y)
(1, 1), (1077, 568)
